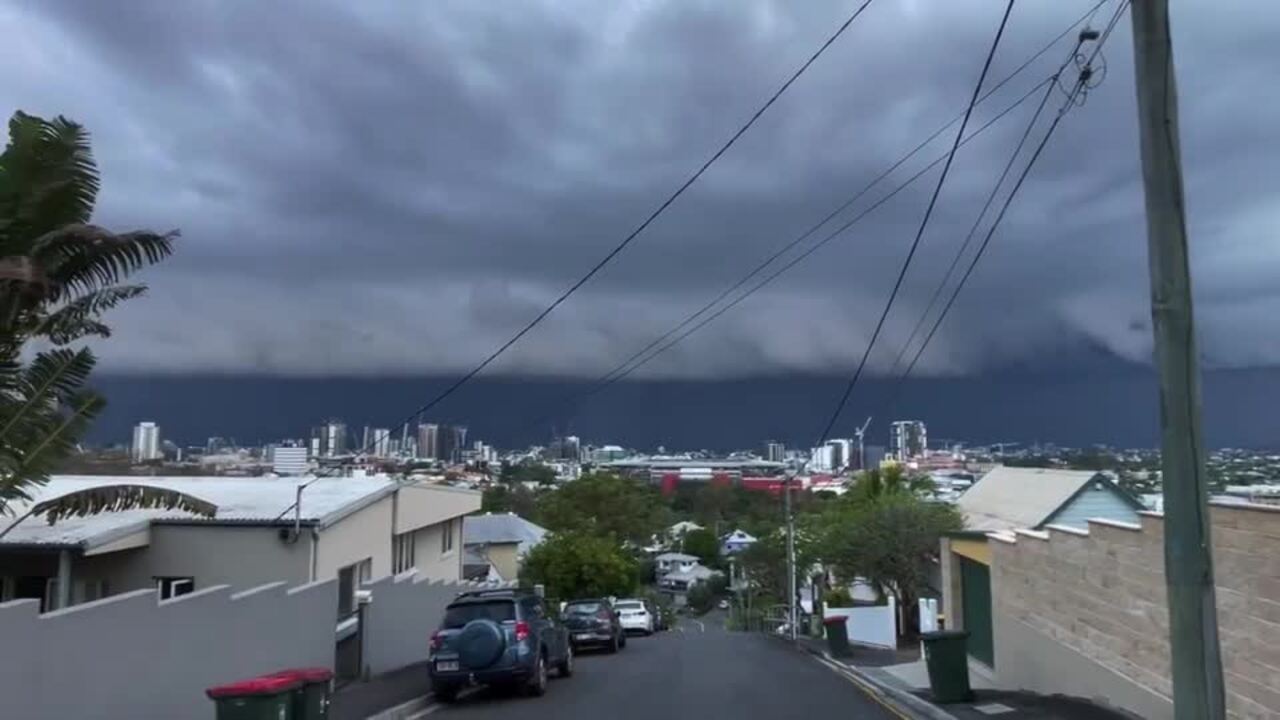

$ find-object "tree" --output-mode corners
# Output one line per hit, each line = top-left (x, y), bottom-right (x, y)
(681, 527), (720, 565)
(824, 494), (962, 637)
(519, 531), (637, 602)
(499, 460), (556, 486)
(536, 472), (669, 546)
(844, 464), (934, 506)
(481, 483), (539, 518)
(0, 112), (207, 522)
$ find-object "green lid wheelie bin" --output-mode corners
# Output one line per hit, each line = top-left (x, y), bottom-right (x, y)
(206, 674), (301, 720)
(920, 630), (973, 703)
(823, 616), (850, 657)
(265, 668), (334, 719)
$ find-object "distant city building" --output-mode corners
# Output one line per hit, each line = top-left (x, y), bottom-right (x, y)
(451, 426), (468, 463)
(271, 446), (308, 476)
(418, 423), (440, 460)
(591, 445), (629, 463)
(890, 420), (927, 461)
(826, 438), (854, 471)
(372, 428), (391, 457)
(765, 441), (786, 463)
(860, 444), (887, 469)
(131, 422), (161, 462)
(310, 420), (347, 458)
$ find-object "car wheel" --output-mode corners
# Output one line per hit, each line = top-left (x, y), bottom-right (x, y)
(434, 685), (459, 703)
(619, 632), (627, 649)
(557, 645), (574, 677)
(526, 652), (548, 697)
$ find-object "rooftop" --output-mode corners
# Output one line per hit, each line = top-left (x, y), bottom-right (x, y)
(463, 513), (548, 553)
(957, 466), (1107, 532)
(1, 474), (397, 549)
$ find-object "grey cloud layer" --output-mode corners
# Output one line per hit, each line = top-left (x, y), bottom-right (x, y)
(4, 0), (1278, 377)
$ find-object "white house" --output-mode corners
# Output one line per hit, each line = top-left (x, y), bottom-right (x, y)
(462, 513), (548, 583)
(0, 475), (480, 614)
(721, 529), (758, 554)
(654, 552), (699, 576)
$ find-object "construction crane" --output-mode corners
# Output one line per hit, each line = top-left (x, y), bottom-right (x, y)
(854, 416), (873, 470)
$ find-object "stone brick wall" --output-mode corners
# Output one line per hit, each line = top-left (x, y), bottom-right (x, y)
(990, 502), (1280, 719)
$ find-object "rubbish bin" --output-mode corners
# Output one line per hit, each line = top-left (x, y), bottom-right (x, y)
(823, 615), (850, 657)
(206, 674), (301, 720)
(265, 668), (334, 720)
(920, 630), (973, 703)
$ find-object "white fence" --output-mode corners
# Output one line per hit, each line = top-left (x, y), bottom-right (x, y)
(0, 579), (336, 720)
(360, 571), (483, 676)
(823, 595), (897, 649)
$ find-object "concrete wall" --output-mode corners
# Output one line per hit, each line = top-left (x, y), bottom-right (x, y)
(989, 504), (1280, 720)
(824, 596), (897, 649)
(0, 579), (336, 720)
(75, 525), (312, 599)
(395, 484), (480, 534)
(360, 572), (479, 676)
(411, 519), (462, 582)
(317, 494), (394, 580)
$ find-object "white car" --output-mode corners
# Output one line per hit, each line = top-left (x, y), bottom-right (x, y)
(613, 599), (655, 635)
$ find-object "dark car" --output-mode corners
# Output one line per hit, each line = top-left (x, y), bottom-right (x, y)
(562, 599), (626, 653)
(429, 589), (573, 701)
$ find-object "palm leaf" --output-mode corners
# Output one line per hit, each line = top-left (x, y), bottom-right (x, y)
(30, 225), (175, 298)
(31, 484), (217, 525)
(0, 112), (99, 252)
(3, 390), (105, 506)
(35, 286), (145, 344)
(0, 347), (97, 443)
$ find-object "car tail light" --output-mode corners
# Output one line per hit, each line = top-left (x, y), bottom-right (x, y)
(430, 631), (444, 651)
(514, 621), (531, 642)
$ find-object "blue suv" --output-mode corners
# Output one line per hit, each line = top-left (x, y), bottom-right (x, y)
(429, 589), (572, 701)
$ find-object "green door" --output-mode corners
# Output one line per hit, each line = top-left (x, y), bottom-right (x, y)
(959, 557), (994, 667)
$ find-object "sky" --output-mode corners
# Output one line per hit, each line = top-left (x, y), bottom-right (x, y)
(4, 0), (1279, 382)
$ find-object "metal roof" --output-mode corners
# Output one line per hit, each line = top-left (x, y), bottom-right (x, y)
(956, 466), (1106, 532)
(1, 474), (397, 549)
(463, 513), (547, 554)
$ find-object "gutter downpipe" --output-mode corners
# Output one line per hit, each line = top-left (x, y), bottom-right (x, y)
(309, 527), (320, 582)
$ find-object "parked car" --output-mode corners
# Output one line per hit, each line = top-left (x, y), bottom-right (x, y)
(429, 589), (573, 701)
(717, 598), (730, 610)
(562, 598), (626, 652)
(613, 598), (655, 635)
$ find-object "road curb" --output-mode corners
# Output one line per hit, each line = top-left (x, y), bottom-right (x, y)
(791, 639), (959, 720)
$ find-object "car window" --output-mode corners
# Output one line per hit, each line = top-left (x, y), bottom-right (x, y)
(614, 601), (643, 610)
(442, 600), (515, 628)
(564, 601), (605, 615)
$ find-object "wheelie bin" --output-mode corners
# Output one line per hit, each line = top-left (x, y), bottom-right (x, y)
(264, 668), (334, 719)
(920, 629), (973, 702)
(823, 615), (850, 657)
(206, 674), (301, 720)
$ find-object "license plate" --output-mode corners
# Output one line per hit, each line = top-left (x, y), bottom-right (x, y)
(436, 660), (459, 672)
(574, 633), (592, 641)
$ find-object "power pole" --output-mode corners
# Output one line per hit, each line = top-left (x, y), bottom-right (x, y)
(785, 474), (798, 641)
(1129, 3), (1226, 718)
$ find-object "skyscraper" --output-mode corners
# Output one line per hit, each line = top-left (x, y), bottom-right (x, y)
(310, 420), (347, 457)
(890, 420), (927, 461)
(372, 428), (391, 457)
(132, 422), (161, 462)
(765, 441), (786, 463)
(418, 423), (440, 460)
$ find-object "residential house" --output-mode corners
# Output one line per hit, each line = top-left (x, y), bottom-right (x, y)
(659, 562), (723, 607)
(0, 475), (480, 615)
(721, 528), (757, 554)
(654, 551), (699, 577)
(939, 466), (1144, 668)
(462, 512), (548, 583)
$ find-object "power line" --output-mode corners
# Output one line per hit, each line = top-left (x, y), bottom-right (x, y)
(516, 3), (1115, 434)
(272, 0), (879, 519)
(814, 0), (1018, 446)
(879, 2), (1130, 421)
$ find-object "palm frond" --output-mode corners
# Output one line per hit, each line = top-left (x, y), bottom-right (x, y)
(0, 347), (97, 443)
(29, 225), (175, 298)
(36, 285), (146, 344)
(30, 484), (217, 525)
(0, 112), (99, 252)
(5, 389), (105, 498)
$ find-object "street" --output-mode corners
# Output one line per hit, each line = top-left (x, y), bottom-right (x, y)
(426, 617), (897, 720)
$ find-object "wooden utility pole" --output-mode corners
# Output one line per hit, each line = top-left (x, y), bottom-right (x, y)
(1129, 3), (1226, 718)
(785, 474), (798, 641)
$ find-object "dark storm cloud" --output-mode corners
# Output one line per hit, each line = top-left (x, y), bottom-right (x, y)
(3, 0), (1278, 377)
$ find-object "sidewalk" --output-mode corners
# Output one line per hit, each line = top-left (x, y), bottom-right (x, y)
(794, 635), (1135, 720)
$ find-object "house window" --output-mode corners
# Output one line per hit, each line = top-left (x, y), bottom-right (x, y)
(440, 519), (455, 555)
(393, 532), (416, 574)
(156, 577), (194, 600)
(337, 559), (373, 617)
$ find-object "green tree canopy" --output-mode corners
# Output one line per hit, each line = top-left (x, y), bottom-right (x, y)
(481, 483), (540, 518)
(680, 527), (720, 565)
(499, 460), (556, 486)
(843, 464), (934, 507)
(519, 531), (638, 602)
(536, 472), (669, 546)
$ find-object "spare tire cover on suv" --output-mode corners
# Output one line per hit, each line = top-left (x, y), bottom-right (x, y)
(457, 619), (506, 668)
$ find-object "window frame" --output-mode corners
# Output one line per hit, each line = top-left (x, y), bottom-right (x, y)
(440, 518), (455, 555)
(393, 531), (416, 574)
(156, 577), (194, 601)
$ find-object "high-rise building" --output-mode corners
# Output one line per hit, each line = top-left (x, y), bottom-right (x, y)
(890, 420), (927, 461)
(765, 441), (786, 463)
(418, 423), (440, 460)
(825, 438), (854, 471)
(271, 446), (309, 476)
(372, 428), (392, 457)
(452, 426), (468, 462)
(562, 435), (581, 462)
(809, 444), (835, 472)
(132, 422), (161, 462)
(310, 420), (347, 458)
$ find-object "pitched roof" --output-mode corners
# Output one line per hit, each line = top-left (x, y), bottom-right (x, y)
(463, 513), (547, 554)
(1, 474), (397, 548)
(957, 466), (1106, 532)
(665, 563), (721, 582)
(655, 552), (699, 562)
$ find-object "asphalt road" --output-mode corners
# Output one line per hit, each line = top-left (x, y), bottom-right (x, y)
(428, 616), (897, 720)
